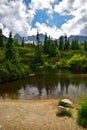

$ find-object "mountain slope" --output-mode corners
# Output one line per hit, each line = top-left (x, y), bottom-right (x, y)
(14, 33), (87, 44)
(14, 33), (23, 43)
(69, 35), (87, 43)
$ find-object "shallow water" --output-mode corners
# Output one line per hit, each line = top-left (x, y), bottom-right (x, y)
(0, 71), (87, 100)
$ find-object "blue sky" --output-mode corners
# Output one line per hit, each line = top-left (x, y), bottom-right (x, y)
(0, 0), (87, 38)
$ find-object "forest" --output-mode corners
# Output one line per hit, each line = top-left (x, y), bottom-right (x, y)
(0, 28), (87, 83)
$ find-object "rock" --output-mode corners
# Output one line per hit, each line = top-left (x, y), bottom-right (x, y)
(56, 105), (69, 116)
(61, 99), (73, 108)
(58, 106), (69, 113)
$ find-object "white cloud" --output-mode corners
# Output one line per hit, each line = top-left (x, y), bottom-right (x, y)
(0, 0), (32, 37)
(29, 0), (55, 11)
(54, 0), (74, 16)
(0, 0), (87, 38)
(54, 0), (87, 36)
(29, 0), (58, 20)
(0, 22), (10, 37)
(3, 27), (10, 37)
(35, 22), (63, 39)
(0, 0), (57, 37)
(0, 23), (3, 29)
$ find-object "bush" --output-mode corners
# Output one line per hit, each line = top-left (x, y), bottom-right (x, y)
(0, 64), (10, 82)
(77, 102), (87, 128)
(77, 95), (87, 128)
(57, 109), (72, 117)
(68, 54), (87, 72)
(58, 100), (67, 107)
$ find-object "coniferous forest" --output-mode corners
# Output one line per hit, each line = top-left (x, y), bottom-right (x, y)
(0, 28), (87, 83)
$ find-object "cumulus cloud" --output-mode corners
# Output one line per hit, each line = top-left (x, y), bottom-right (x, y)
(35, 22), (63, 38)
(29, 0), (55, 11)
(54, 0), (74, 16)
(0, 0), (31, 36)
(54, 0), (87, 36)
(0, 0), (87, 38)
(0, 0), (58, 37)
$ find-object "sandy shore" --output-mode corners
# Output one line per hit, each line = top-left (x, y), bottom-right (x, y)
(0, 99), (86, 130)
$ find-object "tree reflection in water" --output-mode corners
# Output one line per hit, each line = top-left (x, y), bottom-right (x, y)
(0, 71), (87, 99)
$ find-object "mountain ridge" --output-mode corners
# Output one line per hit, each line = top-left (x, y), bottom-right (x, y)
(14, 33), (87, 43)
(3, 33), (87, 44)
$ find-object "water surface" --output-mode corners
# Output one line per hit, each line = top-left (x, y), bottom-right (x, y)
(0, 71), (87, 100)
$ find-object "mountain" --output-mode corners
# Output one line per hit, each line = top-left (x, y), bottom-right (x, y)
(3, 35), (8, 42)
(14, 33), (23, 43)
(26, 33), (45, 43)
(14, 33), (45, 43)
(68, 35), (87, 43)
(14, 33), (87, 44)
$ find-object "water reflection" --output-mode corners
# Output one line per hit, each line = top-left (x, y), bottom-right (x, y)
(0, 72), (87, 99)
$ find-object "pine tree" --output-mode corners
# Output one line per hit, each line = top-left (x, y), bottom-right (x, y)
(59, 36), (64, 51)
(0, 28), (4, 48)
(49, 43), (58, 57)
(36, 29), (40, 46)
(15, 40), (19, 46)
(43, 32), (48, 53)
(84, 41), (87, 50)
(71, 39), (79, 50)
(22, 37), (24, 47)
(75, 39), (79, 50)
(64, 35), (70, 50)
(5, 32), (17, 62)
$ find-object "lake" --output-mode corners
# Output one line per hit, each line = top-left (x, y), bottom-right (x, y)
(0, 71), (87, 100)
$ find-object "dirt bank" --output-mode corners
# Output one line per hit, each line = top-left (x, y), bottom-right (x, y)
(0, 99), (86, 130)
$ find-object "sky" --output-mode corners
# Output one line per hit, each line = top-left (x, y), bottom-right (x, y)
(0, 0), (87, 39)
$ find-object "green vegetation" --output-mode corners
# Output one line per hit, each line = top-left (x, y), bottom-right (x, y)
(57, 109), (72, 117)
(0, 28), (87, 83)
(77, 95), (87, 128)
(0, 30), (30, 83)
(58, 100), (67, 107)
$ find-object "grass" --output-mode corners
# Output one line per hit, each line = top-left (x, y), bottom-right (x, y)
(57, 109), (73, 117)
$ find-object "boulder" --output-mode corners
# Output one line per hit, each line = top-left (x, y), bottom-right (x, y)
(56, 105), (69, 116)
(60, 99), (73, 108)
(58, 105), (69, 113)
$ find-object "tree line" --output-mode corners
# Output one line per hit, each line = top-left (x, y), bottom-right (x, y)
(0, 28), (87, 83)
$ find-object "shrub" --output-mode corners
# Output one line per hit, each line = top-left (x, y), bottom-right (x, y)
(57, 109), (72, 117)
(77, 102), (87, 128)
(68, 54), (87, 72)
(58, 100), (67, 107)
(77, 95), (87, 128)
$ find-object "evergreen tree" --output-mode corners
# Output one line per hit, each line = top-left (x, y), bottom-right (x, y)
(54, 39), (58, 47)
(75, 39), (79, 50)
(47, 35), (51, 54)
(0, 28), (4, 48)
(64, 35), (70, 50)
(43, 32), (48, 53)
(43, 34), (51, 55)
(5, 32), (18, 62)
(59, 36), (64, 51)
(36, 29), (40, 46)
(49, 43), (58, 57)
(84, 41), (87, 50)
(15, 40), (19, 46)
(71, 40), (75, 50)
(34, 46), (43, 65)
(71, 39), (79, 50)
(22, 37), (24, 47)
